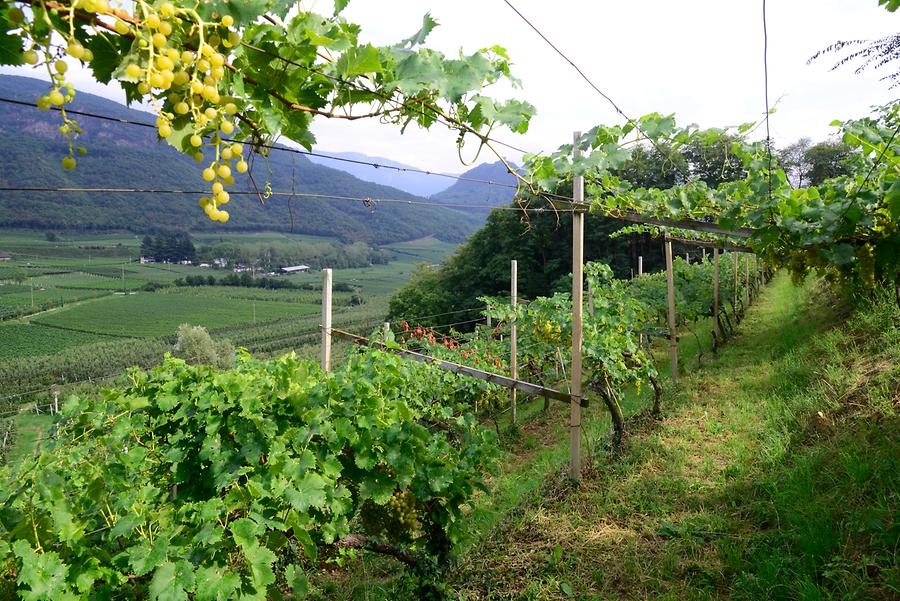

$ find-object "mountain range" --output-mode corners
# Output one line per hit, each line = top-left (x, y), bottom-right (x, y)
(0, 75), (514, 244)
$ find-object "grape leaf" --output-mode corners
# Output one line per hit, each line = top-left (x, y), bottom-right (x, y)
(335, 44), (383, 78)
(285, 564), (309, 598)
(13, 541), (72, 601)
(232, 517), (263, 549)
(885, 181), (900, 220)
(334, 0), (351, 15)
(149, 561), (191, 601)
(360, 471), (396, 504)
(243, 544), (277, 592)
(398, 13), (439, 48)
(0, 31), (23, 66)
(194, 565), (240, 601)
(196, 0), (269, 26)
(286, 472), (327, 511)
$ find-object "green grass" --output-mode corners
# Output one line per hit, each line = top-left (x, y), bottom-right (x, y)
(309, 275), (898, 600)
(4, 413), (54, 465)
(443, 275), (899, 601)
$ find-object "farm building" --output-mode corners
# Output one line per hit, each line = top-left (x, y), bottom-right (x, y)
(280, 265), (310, 274)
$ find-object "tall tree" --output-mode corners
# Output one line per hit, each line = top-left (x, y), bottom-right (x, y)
(779, 137), (813, 188)
(805, 140), (853, 185)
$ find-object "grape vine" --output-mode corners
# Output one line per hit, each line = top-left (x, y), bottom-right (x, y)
(0, 0), (535, 221)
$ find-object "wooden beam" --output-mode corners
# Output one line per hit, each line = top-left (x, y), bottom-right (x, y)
(669, 237), (753, 253)
(330, 328), (586, 407)
(580, 204), (755, 238)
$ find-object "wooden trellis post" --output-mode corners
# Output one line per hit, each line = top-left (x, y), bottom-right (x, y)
(510, 260), (518, 424)
(733, 252), (739, 307)
(570, 131), (584, 483)
(321, 268), (333, 372)
(713, 248), (720, 336)
(744, 255), (750, 305)
(665, 233), (678, 384)
(637, 255), (644, 346)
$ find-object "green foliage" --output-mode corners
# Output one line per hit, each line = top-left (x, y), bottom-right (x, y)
(388, 200), (649, 329)
(522, 100), (900, 297)
(1, 0), (533, 221)
(0, 350), (499, 597)
(172, 323), (234, 369)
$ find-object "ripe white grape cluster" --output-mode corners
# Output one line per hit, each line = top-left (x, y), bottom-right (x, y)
(12, 1), (250, 222)
(11, 3), (98, 169)
(117, 2), (247, 223)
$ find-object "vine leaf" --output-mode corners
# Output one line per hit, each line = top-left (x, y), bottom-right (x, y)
(11, 541), (71, 601)
(287, 472), (328, 511)
(149, 561), (193, 601)
(336, 44), (383, 78)
(0, 31), (24, 66)
(398, 13), (439, 48)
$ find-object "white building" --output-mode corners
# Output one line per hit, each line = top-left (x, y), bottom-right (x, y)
(280, 265), (310, 274)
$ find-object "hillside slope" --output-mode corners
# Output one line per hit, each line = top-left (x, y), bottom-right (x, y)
(0, 75), (481, 244)
(447, 276), (899, 600)
(430, 160), (519, 208)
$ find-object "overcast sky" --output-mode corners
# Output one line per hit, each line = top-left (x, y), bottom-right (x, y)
(3, 1), (898, 173)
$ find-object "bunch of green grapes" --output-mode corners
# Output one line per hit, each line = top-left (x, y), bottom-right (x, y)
(857, 243), (876, 288)
(8, 2), (101, 169)
(359, 489), (422, 543)
(9, 1), (249, 221)
(116, 1), (246, 222)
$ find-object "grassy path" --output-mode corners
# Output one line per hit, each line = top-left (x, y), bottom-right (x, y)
(452, 274), (899, 600)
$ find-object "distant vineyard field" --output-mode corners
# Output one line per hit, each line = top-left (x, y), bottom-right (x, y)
(0, 322), (115, 360)
(32, 290), (318, 337)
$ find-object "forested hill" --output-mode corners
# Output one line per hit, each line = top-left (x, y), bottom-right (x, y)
(0, 75), (482, 244)
(430, 161), (519, 208)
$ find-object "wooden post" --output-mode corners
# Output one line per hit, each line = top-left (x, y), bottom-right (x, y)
(703, 248), (707, 262)
(53, 390), (59, 415)
(733, 252), (738, 307)
(713, 248), (720, 337)
(510, 260), (518, 424)
(383, 322), (391, 341)
(756, 256), (762, 290)
(665, 233), (678, 384)
(637, 254), (645, 346)
(321, 268), (333, 372)
(570, 131), (584, 483)
(744, 255), (750, 305)
(486, 308), (492, 329)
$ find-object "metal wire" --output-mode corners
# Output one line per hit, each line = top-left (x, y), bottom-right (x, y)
(0, 96), (524, 189)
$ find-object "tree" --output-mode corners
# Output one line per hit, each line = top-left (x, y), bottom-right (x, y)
(805, 140), (853, 185)
(778, 137), (813, 188)
(172, 324), (233, 369)
(809, 33), (900, 88)
(680, 135), (747, 187)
